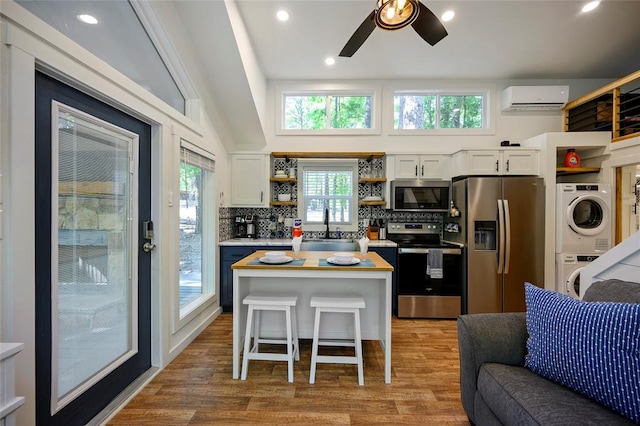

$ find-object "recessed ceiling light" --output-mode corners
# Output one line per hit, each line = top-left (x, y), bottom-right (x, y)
(76, 14), (98, 24)
(276, 10), (289, 22)
(325, 57), (335, 66)
(581, 1), (600, 13)
(441, 10), (455, 22)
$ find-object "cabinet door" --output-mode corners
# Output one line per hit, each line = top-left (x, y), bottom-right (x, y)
(465, 151), (501, 175)
(230, 154), (268, 206)
(394, 156), (419, 178)
(220, 246), (268, 312)
(419, 156), (446, 178)
(503, 150), (539, 175)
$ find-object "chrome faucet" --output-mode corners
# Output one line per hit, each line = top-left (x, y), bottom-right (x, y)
(324, 207), (330, 239)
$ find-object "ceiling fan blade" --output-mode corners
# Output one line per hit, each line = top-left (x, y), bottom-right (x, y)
(411, 2), (448, 46)
(339, 10), (376, 57)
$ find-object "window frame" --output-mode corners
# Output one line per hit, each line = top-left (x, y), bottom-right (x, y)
(385, 85), (495, 136)
(174, 138), (217, 330)
(276, 84), (381, 136)
(296, 159), (359, 232)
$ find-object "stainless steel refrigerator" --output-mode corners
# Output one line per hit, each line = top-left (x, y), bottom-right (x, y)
(444, 176), (545, 313)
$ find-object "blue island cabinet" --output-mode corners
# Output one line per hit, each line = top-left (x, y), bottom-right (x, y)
(220, 245), (274, 312)
(220, 245), (397, 314)
(369, 247), (398, 315)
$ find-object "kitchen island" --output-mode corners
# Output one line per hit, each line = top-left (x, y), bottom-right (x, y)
(232, 250), (394, 383)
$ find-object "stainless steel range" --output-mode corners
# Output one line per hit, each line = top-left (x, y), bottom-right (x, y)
(387, 222), (463, 319)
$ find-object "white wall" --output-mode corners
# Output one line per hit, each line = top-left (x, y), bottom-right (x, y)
(249, 78), (612, 154)
(0, 2), (230, 424)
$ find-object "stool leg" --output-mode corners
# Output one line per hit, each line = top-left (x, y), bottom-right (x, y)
(291, 306), (300, 361)
(309, 307), (322, 384)
(354, 309), (364, 386)
(252, 309), (261, 352)
(285, 306), (294, 383)
(241, 305), (254, 380)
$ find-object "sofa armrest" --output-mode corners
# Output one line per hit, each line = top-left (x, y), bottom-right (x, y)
(457, 312), (528, 424)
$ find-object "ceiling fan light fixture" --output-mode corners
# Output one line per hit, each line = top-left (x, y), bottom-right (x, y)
(375, 0), (419, 30)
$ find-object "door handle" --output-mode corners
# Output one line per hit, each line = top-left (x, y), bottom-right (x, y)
(503, 199), (511, 274)
(260, 191), (264, 203)
(495, 160), (499, 172)
(506, 160), (510, 172)
(421, 165), (424, 177)
(497, 200), (505, 274)
(415, 165), (418, 177)
(143, 242), (156, 252)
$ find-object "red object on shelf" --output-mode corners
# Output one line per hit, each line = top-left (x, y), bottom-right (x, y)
(564, 149), (581, 168)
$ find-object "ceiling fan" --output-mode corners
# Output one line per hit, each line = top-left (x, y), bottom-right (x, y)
(339, 0), (448, 57)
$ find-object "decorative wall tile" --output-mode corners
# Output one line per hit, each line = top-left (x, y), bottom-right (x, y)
(224, 156), (446, 240)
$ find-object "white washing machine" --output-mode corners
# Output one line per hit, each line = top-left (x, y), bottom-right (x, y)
(555, 253), (600, 299)
(556, 183), (612, 254)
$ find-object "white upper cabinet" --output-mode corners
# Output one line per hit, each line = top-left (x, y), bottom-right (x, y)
(393, 155), (448, 179)
(230, 154), (269, 207)
(453, 149), (539, 176)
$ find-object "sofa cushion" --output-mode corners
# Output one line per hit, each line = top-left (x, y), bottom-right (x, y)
(524, 283), (640, 423)
(583, 279), (640, 303)
(477, 363), (635, 425)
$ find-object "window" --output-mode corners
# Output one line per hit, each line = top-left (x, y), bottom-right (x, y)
(283, 94), (372, 130)
(277, 85), (381, 135)
(394, 92), (486, 130)
(17, 0), (186, 113)
(297, 159), (358, 232)
(179, 143), (215, 317)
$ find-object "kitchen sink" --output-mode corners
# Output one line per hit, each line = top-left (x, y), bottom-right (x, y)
(300, 239), (358, 252)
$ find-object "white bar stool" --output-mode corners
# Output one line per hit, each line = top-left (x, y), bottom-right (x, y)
(241, 292), (299, 383)
(309, 294), (366, 386)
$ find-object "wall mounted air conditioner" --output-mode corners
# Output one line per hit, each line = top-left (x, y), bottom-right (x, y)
(501, 85), (569, 112)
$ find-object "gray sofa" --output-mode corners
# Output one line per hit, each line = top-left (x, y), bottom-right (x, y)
(457, 279), (640, 426)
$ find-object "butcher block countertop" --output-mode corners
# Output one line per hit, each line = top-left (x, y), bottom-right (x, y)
(231, 250), (393, 271)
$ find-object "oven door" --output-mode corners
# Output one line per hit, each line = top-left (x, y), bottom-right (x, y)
(397, 247), (462, 318)
(397, 247), (462, 295)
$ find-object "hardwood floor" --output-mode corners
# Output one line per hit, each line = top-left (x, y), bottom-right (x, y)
(108, 313), (470, 425)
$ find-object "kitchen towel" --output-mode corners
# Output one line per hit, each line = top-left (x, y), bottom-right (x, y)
(427, 249), (443, 279)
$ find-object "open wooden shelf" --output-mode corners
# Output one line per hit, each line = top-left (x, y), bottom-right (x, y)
(270, 177), (296, 182)
(272, 152), (385, 160)
(359, 178), (387, 183)
(270, 201), (296, 206)
(359, 200), (386, 206)
(556, 167), (601, 176)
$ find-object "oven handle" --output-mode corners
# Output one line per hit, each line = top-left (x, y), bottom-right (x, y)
(398, 247), (461, 255)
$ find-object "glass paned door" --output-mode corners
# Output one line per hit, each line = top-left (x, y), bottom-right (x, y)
(35, 71), (151, 425)
(51, 104), (138, 412)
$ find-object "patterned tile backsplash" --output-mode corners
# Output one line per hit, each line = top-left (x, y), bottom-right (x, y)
(219, 158), (445, 241)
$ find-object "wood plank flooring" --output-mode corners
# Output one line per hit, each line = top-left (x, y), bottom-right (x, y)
(108, 313), (470, 425)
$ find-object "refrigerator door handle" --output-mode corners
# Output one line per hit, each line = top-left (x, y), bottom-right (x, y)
(503, 199), (511, 274)
(497, 199), (505, 274)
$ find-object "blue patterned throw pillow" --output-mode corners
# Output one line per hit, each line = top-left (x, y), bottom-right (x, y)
(524, 282), (640, 423)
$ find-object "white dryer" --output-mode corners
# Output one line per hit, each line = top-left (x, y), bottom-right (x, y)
(555, 253), (600, 299)
(556, 183), (612, 254)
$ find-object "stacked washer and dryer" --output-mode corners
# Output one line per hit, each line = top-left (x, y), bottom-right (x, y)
(555, 183), (612, 298)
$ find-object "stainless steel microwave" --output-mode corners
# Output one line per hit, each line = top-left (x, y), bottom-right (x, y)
(391, 180), (450, 212)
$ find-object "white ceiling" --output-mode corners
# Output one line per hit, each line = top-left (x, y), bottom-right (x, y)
(231, 0), (640, 80)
